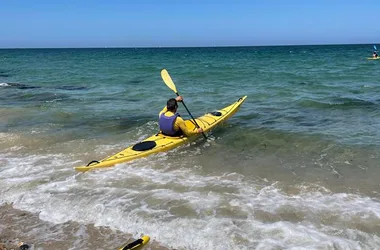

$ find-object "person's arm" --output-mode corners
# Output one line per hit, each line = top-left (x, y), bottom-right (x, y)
(175, 116), (203, 136)
(175, 116), (197, 136)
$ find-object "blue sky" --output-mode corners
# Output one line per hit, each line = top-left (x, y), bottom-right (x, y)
(1, 0), (379, 48)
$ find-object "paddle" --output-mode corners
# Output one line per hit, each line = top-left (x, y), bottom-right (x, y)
(374, 45), (378, 58)
(160, 69), (207, 139)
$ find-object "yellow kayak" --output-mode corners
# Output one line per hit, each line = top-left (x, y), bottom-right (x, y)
(75, 96), (247, 172)
(118, 235), (150, 250)
(368, 57), (380, 60)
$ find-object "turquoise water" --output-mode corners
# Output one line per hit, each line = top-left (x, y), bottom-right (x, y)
(2, 45), (380, 145)
(1, 45), (380, 249)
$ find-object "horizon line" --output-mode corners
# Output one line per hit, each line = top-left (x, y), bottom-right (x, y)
(0, 42), (378, 50)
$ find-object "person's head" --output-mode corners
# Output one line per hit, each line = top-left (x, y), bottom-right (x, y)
(166, 98), (178, 112)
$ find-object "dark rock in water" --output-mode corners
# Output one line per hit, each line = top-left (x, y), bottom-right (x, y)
(129, 79), (142, 84)
(299, 122), (316, 127)
(55, 85), (87, 90)
(0, 69), (11, 77)
(7, 83), (41, 89)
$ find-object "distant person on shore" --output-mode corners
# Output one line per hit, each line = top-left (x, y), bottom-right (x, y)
(373, 51), (379, 58)
(159, 96), (203, 136)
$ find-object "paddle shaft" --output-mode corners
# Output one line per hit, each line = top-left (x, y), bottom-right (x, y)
(160, 69), (207, 139)
(175, 92), (207, 139)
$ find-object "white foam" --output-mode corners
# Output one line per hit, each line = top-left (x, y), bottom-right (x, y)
(0, 82), (9, 87)
(0, 132), (20, 141)
(2, 148), (380, 249)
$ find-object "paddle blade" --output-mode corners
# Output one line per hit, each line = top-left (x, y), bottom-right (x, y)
(374, 45), (377, 51)
(161, 69), (178, 94)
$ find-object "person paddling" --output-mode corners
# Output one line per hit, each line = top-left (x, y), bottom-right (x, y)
(373, 51), (379, 58)
(159, 96), (203, 136)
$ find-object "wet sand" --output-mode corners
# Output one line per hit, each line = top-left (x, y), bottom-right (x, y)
(0, 204), (170, 250)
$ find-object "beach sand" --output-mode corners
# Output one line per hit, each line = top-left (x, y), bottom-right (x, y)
(0, 204), (170, 250)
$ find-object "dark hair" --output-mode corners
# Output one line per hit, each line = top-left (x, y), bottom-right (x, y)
(167, 98), (178, 111)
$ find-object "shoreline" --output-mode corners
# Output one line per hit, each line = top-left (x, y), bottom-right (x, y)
(0, 203), (169, 250)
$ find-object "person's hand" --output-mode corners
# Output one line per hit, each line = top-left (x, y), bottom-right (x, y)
(175, 96), (183, 102)
(196, 128), (203, 133)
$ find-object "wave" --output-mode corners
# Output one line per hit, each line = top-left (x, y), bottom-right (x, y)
(0, 82), (41, 89)
(0, 69), (10, 77)
(54, 85), (88, 91)
(1, 150), (380, 249)
(298, 97), (378, 109)
(0, 82), (87, 91)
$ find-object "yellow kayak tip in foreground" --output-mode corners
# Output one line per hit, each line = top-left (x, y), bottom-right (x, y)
(118, 235), (150, 250)
(367, 57), (380, 60)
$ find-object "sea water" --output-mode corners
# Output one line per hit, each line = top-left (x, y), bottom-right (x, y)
(1, 45), (380, 249)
